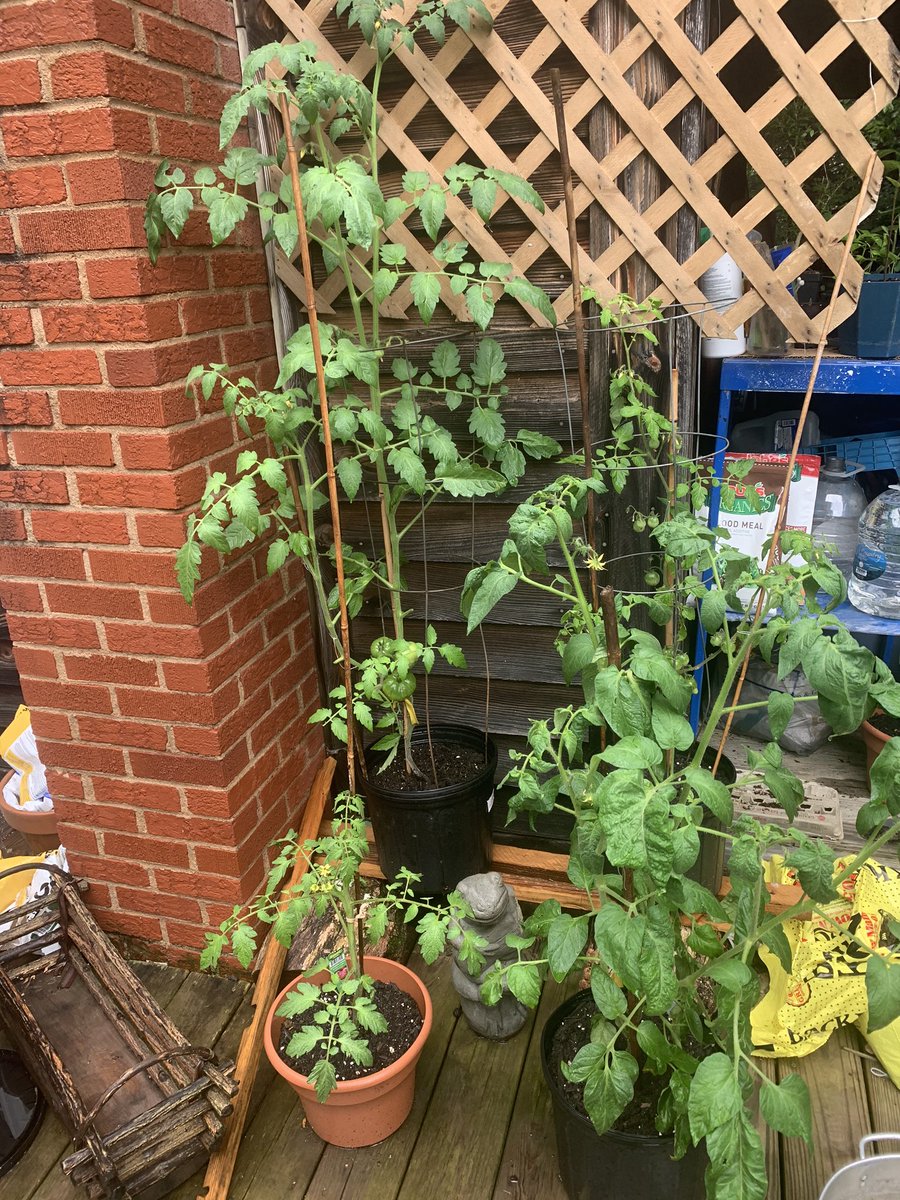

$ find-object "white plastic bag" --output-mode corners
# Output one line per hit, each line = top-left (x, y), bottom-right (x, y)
(0, 706), (53, 813)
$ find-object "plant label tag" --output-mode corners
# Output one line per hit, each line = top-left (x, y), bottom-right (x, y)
(487, 790), (494, 813)
(328, 952), (348, 978)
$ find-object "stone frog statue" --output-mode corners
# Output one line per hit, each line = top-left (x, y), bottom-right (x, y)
(449, 871), (530, 1040)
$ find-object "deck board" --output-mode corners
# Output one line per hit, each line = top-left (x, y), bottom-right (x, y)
(9, 958), (899, 1200)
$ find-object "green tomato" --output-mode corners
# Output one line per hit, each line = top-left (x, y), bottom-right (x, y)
(646, 513), (659, 529)
(644, 570), (661, 587)
(381, 675), (415, 703)
(632, 516), (646, 533)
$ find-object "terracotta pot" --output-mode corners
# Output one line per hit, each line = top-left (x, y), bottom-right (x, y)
(0, 771), (59, 854)
(860, 717), (890, 786)
(263, 956), (432, 1147)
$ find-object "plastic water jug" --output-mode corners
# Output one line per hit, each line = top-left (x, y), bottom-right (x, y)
(699, 237), (745, 359)
(848, 484), (900, 618)
(811, 459), (867, 579)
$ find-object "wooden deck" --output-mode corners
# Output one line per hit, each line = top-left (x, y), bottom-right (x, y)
(3, 953), (897, 1200)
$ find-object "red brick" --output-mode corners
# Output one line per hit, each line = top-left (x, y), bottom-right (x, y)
(7, 614), (100, 649)
(65, 654), (159, 686)
(2, 348), (102, 385)
(0, 511), (27, 540)
(0, 544), (85, 580)
(2, 106), (134, 158)
(88, 549), (178, 586)
(17, 205), (146, 254)
(173, 724), (227, 756)
(73, 853), (152, 888)
(115, 685), (232, 724)
(211, 253), (268, 288)
(66, 156), (156, 205)
(183, 788), (234, 818)
(31, 510), (129, 544)
(58, 385), (195, 427)
(0, 58), (42, 105)
(119, 418), (233, 470)
(134, 512), (189, 548)
(77, 714), (168, 750)
(1, 165), (66, 208)
(239, 635), (290, 700)
(98, 910), (163, 942)
(43, 301), (180, 344)
(118, 887), (201, 923)
(0, 392), (53, 425)
(12, 430), (115, 466)
(105, 831), (189, 867)
(141, 13), (217, 74)
(154, 866), (240, 902)
(52, 50), (186, 114)
(162, 919), (212, 952)
(38, 739), (125, 773)
(77, 467), (204, 510)
(194, 844), (241, 878)
(0, 471), (69, 505)
(92, 777), (180, 811)
(188, 77), (231, 121)
(28, 710), (72, 741)
(0, 581), (44, 613)
(219, 43), (241, 83)
(86, 254), (208, 299)
(104, 621), (213, 658)
(128, 745), (245, 786)
(222, 327), (274, 367)
(12, 646), (58, 678)
(148, 559), (256, 626)
(144, 810), (231, 845)
(0, 0), (134, 53)
(154, 116), (221, 164)
(0, 218), (16, 256)
(57, 799), (139, 831)
(0, 261), (82, 303)
(55, 825), (100, 856)
(0, 308), (34, 344)
(104, 334), (219, 387)
(18, 677), (111, 712)
(179, 292), (244, 334)
(43, 583), (143, 619)
(179, 0), (234, 35)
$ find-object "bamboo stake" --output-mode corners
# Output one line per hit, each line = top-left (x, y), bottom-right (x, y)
(199, 757), (335, 1200)
(278, 92), (357, 795)
(550, 68), (599, 611)
(712, 152), (879, 775)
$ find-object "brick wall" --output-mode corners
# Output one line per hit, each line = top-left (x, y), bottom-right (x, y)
(0, 0), (324, 963)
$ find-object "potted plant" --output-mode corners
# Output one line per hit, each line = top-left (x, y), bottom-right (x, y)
(202, 791), (482, 1146)
(837, 220), (900, 358)
(859, 709), (895, 783)
(145, 3), (560, 892)
(460, 300), (900, 1199)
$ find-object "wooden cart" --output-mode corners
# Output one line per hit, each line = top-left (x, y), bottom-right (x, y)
(0, 861), (237, 1199)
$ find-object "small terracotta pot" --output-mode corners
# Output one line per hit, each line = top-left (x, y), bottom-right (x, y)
(860, 716), (890, 786)
(263, 956), (432, 1147)
(0, 771), (59, 854)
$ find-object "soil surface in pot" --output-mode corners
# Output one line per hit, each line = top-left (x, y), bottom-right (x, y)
(869, 712), (900, 738)
(373, 741), (485, 792)
(549, 992), (675, 1138)
(277, 981), (423, 1082)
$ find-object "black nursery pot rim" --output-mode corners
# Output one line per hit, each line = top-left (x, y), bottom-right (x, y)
(362, 723), (498, 806)
(540, 989), (678, 1148)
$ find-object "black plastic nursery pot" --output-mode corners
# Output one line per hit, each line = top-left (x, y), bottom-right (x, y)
(836, 273), (900, 358)
(541, 991), (707, 1200)
(361, 723), (496, 894)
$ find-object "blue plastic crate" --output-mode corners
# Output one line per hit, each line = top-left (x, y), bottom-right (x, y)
(812, 431), (900, 472)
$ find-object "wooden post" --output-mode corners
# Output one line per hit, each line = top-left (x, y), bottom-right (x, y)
(199, 757), (335, 1200)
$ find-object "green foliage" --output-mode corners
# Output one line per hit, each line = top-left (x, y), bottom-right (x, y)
(461, 295), (900, 1200)
(147, 11), (558, 777)
(202, 791), (479, 1103)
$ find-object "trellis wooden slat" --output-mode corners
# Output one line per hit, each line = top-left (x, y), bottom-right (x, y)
(251, 0), (897, 342)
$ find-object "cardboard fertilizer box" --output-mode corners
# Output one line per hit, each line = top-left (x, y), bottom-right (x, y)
(714, 453), (820, 600)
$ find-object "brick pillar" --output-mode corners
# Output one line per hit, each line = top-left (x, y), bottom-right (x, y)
(0, 0), (324, 963)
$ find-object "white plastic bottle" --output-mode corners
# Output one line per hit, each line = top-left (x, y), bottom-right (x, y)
(848, 484), (900, 618)
(699, 229), (745, 359)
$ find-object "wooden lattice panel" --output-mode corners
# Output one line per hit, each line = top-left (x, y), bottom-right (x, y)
(257, 0), (899, 343)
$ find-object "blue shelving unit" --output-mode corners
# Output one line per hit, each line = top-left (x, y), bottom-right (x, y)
(689, 353), (900, 729)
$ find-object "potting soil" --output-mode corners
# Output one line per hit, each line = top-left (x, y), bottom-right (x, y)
(277, 981), (423, 1081)
(375, 741), (485, 792)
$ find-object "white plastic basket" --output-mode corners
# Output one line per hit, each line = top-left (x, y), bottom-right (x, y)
(819, 1135), (900, 1199)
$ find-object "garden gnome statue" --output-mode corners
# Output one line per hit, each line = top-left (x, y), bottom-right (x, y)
(449, 871), (529, 1040)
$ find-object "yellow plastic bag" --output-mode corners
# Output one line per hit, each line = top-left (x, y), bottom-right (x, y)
(751, 856), (900, 1086)
(0, 705), (51, 810)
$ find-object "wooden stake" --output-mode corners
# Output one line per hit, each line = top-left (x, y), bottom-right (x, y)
(198, 757), (335, 1200)
(550, 68), (599, 610)
(278, 92), (357, 794)
(712, 152), (879, 774)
